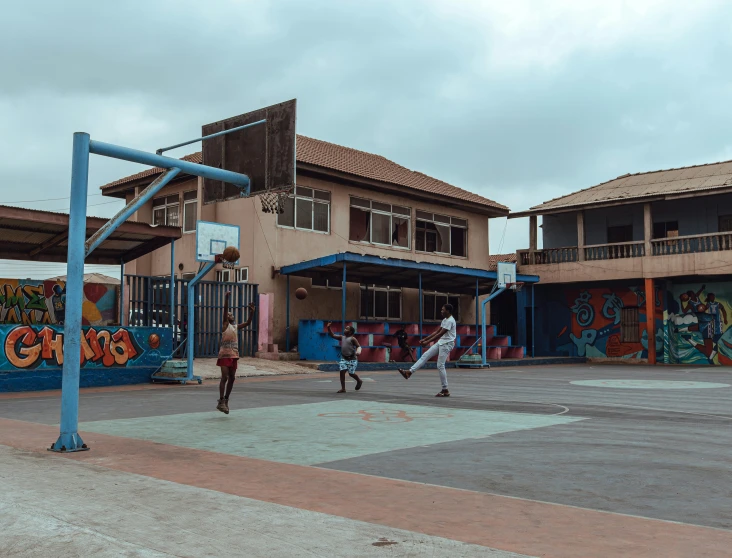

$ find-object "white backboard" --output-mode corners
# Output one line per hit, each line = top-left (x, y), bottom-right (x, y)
(496, 261), (516, 288)
(196, 221), (240, 263)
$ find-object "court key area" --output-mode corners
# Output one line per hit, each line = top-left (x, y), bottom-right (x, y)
(2, 364), (732, 557)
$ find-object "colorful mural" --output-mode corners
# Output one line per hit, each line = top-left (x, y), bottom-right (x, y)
(556, 286), (664, 359)
(0, 325), (172, 392)
(0, 279), (117, 326)
(665, 283), (732, 365)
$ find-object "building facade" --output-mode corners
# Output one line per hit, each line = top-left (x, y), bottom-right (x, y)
(102, 136), (511, 350)
(512, 160), (732, 365)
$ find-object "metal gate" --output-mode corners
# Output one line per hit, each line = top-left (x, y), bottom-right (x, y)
(126, 275), (258, 358)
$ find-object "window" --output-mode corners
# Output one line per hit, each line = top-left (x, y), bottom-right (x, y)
(349, 198), (410, 249)
(216, 269), (232, 283)
(360, 285), (401, 320)
(236, 268), (248, 283)
(183, 191), (197, 233)
(653, 221), (678, 239)
(719, 215), (732, 232)
(311, 277), (342, 290)
(620, 307), (640, 343)
(277, 186), (330, 233)
(415, 211), (467, 257)
(152, 195), (180, 227)
(607, 224), (633, 243)
(422, 292), (461, 322)
(181, 272), (196, 281)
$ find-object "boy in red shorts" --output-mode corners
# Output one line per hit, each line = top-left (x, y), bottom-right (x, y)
(216, 292), (255, 414)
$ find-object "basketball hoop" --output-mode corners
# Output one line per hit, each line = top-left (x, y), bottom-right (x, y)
(506, 282), (525, 292)
(259, 187), (292, 214)
(215, 254), (236, 270)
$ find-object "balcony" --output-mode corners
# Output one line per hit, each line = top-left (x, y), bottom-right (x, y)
(519, 232), (732, 266)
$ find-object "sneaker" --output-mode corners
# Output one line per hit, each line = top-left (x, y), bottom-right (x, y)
(355, 379), (363, 391)
(223, 398), (230, 414)
(216, 399), (227, 413)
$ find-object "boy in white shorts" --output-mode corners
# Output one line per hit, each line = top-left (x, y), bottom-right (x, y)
(398, 303), (456, 397)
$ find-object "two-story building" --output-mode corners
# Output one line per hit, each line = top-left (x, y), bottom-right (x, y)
(512, 160), (732, 365)
(101, 136), (528, 356)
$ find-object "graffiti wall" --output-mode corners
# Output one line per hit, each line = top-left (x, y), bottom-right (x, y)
(0, 325), (171, 392)
(554, 286), (664, 359)
(0, 279), (118, 326)
(665, 282), (732, 365)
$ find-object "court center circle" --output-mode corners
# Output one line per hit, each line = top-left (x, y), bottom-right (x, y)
(570, 379), (730, 390)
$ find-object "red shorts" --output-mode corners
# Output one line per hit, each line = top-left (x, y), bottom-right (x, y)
(216, 358), (238, 371)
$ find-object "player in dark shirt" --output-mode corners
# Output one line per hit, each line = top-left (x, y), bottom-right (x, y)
(390, 328), (416, 363)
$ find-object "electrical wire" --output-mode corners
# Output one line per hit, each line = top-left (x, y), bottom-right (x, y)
(2, 192), (105, 205)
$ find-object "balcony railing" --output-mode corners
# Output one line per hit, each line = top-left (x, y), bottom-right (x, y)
(584, 241), (645, 260)
(519, 232), (732, 265)
(651, 231), (732, 255)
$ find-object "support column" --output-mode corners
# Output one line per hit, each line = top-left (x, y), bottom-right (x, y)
(286, 275), (290, 352)
(418, 273), (423, 357)
(529, 215), (538, 264)
(119, 259), (125, 326)
(645, 278), (656, 365)
(170, 239), (175, 329)
(475, 278), (479, 340)
(644, 202), (652, 256)
(52, 132), (90, 453)
(577, 211), (585, 261)
(342, 262), (347, 332)
(531, 283), (535, 358)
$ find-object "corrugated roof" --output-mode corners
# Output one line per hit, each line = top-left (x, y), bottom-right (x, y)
(511, 159), (732, 217)
(101, 136), (507, 212)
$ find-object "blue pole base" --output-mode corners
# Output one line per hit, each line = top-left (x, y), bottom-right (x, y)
(49, 432), (89, 452)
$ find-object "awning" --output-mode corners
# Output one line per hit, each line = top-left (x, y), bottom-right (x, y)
(279, 252), (539, 295)
(0, 205), (181, 265)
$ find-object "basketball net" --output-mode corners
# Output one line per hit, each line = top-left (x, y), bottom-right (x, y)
(259, 187), (292, 214)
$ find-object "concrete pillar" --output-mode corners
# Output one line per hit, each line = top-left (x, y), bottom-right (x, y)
(577, 211), (585, 261)
(645, 277), (656, 365)
(644, 202), (652, 256)
(529, 215), (538, 264)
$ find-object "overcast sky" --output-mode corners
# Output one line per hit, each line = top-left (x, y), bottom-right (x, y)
(1, 0), (731, 279)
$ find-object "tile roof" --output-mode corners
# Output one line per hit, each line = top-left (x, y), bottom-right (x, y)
(512, 159), (732, 217)
(101, 136), (507, 212)
(487, 253), (517, 270)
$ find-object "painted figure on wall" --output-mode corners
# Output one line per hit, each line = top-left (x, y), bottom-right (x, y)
(667, 283), (732, 365)
(51, 284), (66, 325)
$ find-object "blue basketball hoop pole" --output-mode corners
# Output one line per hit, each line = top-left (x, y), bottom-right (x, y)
(51, 131), (252, 452)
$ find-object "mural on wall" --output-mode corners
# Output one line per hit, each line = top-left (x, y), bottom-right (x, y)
(0, 279), (117, 326)
(665, 283), (732, 365)
(0, 325), (170, 371)
(555, 287), (664, 359)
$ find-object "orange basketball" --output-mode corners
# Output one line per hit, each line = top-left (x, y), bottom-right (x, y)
(222, 246), (240, 263)
(148, 333), (160, 349)
(295, 287), (308, 300)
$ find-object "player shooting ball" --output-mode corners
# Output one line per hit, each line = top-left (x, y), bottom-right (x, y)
(327, 322), (364, 393)
(216, 290), (255, 415)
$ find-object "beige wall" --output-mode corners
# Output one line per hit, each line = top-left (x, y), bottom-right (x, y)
(520, 251), (732, 284)
(128, 174), (491, 348)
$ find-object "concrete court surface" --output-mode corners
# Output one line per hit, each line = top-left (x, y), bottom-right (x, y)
(1, 364), (732, 557)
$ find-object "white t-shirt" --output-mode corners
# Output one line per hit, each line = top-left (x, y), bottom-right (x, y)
(438, 316), (457, 345)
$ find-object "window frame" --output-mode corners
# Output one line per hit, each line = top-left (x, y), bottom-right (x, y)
(182, 190), (198, 234)
(236, 268), (249, 283)
(359, 285), (402, 320)
(421, 291), (461, 322)
(415, 212), (468, 257)
(311, 277), (342, 290)
(349, 197), (411, 250)
(152, 194), (180, 227)
(276, 186), (331, 234)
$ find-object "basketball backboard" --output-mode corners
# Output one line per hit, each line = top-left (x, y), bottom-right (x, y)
(496, 261), (516, 288)
(196, 221), (240, 263)
(202, 99), (296, 204)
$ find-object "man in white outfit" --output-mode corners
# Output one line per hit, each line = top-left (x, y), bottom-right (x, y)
(398, 303), (456, 397)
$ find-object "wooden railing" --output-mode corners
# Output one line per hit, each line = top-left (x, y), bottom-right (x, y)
(651, 232), (732, 255)
(584, 241), (645, 260)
